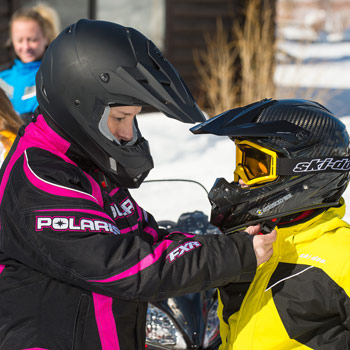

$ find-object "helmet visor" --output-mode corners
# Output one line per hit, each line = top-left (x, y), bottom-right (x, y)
(234, 140), (277, 186)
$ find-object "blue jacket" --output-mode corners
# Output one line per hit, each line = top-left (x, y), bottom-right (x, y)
(0, 59), (40, 116)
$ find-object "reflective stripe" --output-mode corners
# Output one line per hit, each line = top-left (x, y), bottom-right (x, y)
(24, 150), (99, 204)
(265, 265), (314, 292)
(84, 172), (104, 208)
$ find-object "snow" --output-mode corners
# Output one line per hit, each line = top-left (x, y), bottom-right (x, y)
(131, 113), (236, 222)
(275, 30), (350, 118)
(131, 36), (350, 225)
(278, 41), (350, 61)
(275, 41), (350, 89)
(275, 60), (350, 93)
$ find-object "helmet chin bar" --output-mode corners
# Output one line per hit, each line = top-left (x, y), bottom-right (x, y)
(107, 157), (152, 189)
(209, 173), (346, 234)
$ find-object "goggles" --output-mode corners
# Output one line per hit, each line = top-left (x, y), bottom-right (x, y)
(234, 140), (278, 186)
(234, 139), (350, 187)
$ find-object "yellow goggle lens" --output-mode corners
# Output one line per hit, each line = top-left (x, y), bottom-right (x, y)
(234, 140), (277, 186)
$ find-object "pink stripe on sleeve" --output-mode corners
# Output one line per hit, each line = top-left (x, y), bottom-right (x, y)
(84, 172), (104, 208)
(144, 226), (158, 242)
(169, 232), (196, 238)
(23, 151), (99, 205)
(0, 265), (5, 274)
(109, 188), (120, 197)
(119, 223), (139, 234)
(135, 203), (143, 222)
(88, 239), (173, 283)
(0, 116), (72, 203)
(92, 293), (119, 350)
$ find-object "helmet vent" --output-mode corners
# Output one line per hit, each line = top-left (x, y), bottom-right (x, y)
(109, 157), (117, 172)
(99, 73), (110, 83)
(154, 46), (164, 59)
(296, 130), (309, 140)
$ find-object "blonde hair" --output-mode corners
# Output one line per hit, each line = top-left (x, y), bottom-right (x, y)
(0, 88), (23, 135)
(8, 3), (60, 46)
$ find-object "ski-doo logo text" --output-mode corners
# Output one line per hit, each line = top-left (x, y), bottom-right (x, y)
(166, 241), (202, 263)
(294, 158), (350, 173)
(36, 216), (120, 235)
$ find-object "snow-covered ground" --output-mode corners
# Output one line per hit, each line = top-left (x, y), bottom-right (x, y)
(275, 43), (350, 89)
(131, 113), (235, 222)
(275, 40), (350, 117)
(131, 38), (350, 224)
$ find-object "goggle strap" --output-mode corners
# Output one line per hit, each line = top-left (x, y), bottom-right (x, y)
(277, 156), (350, 175)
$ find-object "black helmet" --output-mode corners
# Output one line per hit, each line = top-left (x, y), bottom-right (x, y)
(191, 99), (350, 232)
(36, 19), (205, 188)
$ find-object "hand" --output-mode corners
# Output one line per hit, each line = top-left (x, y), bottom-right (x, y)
(245, 224), (277, 266)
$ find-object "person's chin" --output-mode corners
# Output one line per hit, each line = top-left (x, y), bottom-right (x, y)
(20, 56), (36, 63)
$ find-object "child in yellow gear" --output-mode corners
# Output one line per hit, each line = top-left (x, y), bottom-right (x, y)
(191, 98), (350, 349)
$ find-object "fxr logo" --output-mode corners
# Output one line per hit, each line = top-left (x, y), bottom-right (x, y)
(166, 241), (202, 263)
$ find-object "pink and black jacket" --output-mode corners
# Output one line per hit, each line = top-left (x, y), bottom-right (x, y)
(0, 114), (257, 350)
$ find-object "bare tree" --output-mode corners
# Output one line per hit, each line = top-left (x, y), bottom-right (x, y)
(194, 0), (276, 116)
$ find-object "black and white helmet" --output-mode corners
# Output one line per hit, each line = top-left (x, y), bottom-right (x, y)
(191, 99), (350, 232)
(36, 19), (205, 188)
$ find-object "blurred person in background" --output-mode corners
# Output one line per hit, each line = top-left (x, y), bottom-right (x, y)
(0, 87), (23, 166)
(0, 19), (276, 349)
(0, 3), (60, 122)
(192, 98), (350, 350)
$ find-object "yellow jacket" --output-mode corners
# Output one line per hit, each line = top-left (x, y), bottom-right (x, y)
(0, 130), (16, 165)
(218, 201), (350, 349)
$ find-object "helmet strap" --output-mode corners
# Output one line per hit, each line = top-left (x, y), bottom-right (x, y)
(277, 156), (350, 175)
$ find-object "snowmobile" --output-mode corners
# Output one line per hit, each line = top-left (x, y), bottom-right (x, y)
(131, 179), (222, 350)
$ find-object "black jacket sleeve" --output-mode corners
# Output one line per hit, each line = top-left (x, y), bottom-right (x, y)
(1, 150), (257, 301)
